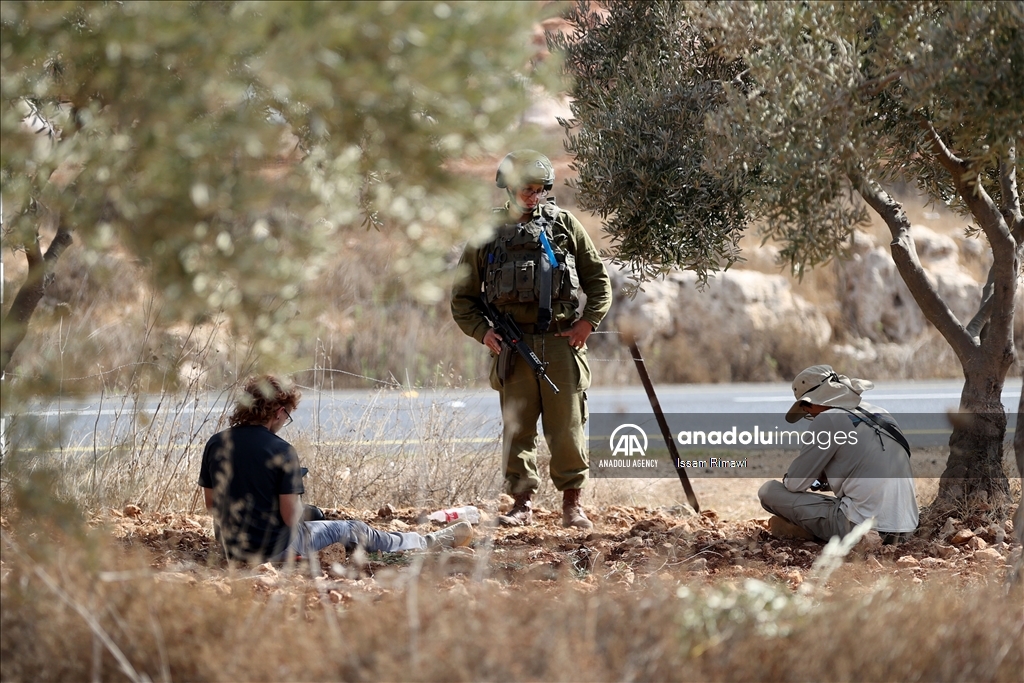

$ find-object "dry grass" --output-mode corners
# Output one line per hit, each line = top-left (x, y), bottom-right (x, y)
(2, 388), (1021, 682)
(287, 404), (504, 513)
(1, 392), (506, 516)
(2, 506), (1021, 683)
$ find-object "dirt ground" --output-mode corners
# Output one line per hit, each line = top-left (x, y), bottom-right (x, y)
(101, 473), (1021, 604)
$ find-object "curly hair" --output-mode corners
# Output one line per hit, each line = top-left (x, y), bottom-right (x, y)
(229, 375), (302, 427)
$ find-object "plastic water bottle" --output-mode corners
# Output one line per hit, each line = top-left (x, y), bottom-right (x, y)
(427, 505), (480, 524)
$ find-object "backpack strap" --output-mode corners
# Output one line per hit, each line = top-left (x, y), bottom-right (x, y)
(532, 203), (560, 332)
(847, 406), (912, 457)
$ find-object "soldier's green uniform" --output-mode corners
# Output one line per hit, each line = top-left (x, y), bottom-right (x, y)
(451, 154), (611, 526)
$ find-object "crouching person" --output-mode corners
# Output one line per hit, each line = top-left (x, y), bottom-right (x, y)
(759, 365), (919, 544)
(198, 375), (472, 566)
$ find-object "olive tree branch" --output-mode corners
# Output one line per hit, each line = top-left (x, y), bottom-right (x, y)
(919, 116), (1018, 352)
(998, 143), (1023, 240)
(855, 177), (975, 361)
(970, 144), (1023, 340)
(966, 267), (996, 342)
(919, 115), (967, 174)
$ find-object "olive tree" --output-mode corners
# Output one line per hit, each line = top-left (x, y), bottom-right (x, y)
(557, 1), (1023, 503)
(1, 1), (548, 386)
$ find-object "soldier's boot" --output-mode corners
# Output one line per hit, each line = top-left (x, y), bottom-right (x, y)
(562, 488), (593, 530)
(497, 492), (533, 527)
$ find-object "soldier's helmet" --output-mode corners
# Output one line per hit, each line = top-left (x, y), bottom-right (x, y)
(495, 150), (554, 190)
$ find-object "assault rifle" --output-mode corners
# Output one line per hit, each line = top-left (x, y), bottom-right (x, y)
(484, 302), (559, 394)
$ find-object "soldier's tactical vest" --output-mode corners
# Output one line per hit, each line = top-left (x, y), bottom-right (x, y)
(483, 200), (581, 309)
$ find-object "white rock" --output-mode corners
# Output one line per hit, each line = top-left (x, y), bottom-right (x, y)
(919, 557), (949, 569)
(896, 555), (920, 568)
(972, 548), (1005, 564)
(966, 535), (989, 551)
(950, 529), (975, 545)
(912, 225), (959, 264)
(939, 517), (959, 540)
(687, 557), (708, 572)
(607, 265), (831, 352)
(856, 530), (884, 553)
(831, 339), (879, 364)
(955, 234), (988, 262)
(836, 227), (983, 343)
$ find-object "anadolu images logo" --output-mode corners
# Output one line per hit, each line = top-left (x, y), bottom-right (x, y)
(609, 424), (648, 457)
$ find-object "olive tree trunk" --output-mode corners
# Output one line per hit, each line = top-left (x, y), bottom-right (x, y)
(1013, 376), (1024, 546)
(0, 207), (73, 377)
(857, 137), (1021, 502)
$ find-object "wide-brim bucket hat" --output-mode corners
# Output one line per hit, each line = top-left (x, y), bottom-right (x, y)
(785, 365), (874, 423)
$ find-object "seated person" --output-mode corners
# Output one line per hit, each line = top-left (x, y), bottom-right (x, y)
(759, 365), (919, 543)
(198, 375), (471, 565)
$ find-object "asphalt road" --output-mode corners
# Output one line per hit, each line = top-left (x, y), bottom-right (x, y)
(5, 379), (1020, 454)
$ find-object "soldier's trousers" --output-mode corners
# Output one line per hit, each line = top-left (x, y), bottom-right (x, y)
(490, 331), (591, 493)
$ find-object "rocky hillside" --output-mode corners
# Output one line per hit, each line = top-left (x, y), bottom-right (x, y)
(596, 221), (1023, 383)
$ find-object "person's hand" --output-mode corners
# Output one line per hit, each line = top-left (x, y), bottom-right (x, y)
(483, 328), (504, 354)
(556, 320), (593, 350)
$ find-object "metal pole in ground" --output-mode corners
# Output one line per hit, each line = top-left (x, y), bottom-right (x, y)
(626, 337), (700, 512)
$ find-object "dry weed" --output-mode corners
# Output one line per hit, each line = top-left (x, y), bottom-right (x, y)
(2, 509), (1021, 683)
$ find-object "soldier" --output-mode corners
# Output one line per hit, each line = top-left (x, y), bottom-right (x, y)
(451, 150), (612, 529)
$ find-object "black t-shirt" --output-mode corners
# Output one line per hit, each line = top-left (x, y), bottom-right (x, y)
(198, 424), (304, 562)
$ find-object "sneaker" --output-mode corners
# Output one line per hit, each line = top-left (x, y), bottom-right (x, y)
(424, 521), (474, 549)
(768, 515), (817, 541)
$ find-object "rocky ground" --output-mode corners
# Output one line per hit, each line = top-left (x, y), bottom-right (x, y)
(100, 493), (1022, 607)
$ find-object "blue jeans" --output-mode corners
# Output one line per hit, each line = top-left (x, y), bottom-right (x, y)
(286, 520), (426, 559)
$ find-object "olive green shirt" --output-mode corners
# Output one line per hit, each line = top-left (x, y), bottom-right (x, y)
(451, 202), (612, 343)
